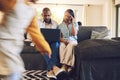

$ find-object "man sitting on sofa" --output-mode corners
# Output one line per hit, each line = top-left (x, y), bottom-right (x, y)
(37, 7), (60, 79)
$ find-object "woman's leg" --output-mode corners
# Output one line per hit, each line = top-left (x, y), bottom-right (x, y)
(59, 42), (66, 64)
(61, 41), (77, 67)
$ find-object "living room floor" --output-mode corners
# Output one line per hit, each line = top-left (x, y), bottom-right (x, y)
(22, 70), (49, 80)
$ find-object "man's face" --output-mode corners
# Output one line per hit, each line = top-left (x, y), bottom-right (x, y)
(42, 11), (51, 23)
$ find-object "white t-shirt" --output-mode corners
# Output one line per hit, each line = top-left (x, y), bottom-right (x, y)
(37, 19), (58, 29)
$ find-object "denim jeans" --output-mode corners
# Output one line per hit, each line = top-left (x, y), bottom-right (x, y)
(43, 42), (60, 70)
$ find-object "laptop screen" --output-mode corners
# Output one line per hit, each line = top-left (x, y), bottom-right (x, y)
(40, 28), (60, 43)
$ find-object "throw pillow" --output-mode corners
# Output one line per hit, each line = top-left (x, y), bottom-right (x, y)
(91, 30), (110, 39)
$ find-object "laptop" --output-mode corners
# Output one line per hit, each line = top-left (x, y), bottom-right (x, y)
(40, 28), (60, 43)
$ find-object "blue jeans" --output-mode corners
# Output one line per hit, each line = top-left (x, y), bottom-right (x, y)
(43, 42), (60, 70)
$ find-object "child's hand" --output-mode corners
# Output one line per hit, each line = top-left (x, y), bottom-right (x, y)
(41, 52), (51, 58)
(48, 53), (51, 58)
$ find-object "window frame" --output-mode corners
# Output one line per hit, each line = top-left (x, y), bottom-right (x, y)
(116, 5), (120, 37)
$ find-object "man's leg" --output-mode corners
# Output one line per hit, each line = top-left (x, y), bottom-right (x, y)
(43, 42), (60, 70)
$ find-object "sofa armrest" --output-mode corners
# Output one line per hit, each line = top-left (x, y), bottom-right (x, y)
(21, 45), (47, 70)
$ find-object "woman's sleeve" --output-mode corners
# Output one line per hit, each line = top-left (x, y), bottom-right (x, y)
(26, 15), (51, 54)
(75, 22), (79, 31)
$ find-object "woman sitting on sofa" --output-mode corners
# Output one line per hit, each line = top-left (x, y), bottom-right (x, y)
(57, 9), (78, 74)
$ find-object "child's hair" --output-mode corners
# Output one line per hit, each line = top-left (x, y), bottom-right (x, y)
(29, 0), (37, 3)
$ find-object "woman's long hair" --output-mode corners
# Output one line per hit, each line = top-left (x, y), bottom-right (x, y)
(65, 9), (74, 18)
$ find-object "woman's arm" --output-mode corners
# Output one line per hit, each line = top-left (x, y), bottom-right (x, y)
(71, 16), (78, 36)
(60, 33), (69, 45)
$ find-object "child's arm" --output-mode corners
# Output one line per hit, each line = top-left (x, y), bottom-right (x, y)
(26, 15), (51, 57)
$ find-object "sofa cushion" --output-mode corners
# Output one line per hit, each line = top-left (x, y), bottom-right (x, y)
(75, 39), (120, 60)
(91, 29), (110, 39)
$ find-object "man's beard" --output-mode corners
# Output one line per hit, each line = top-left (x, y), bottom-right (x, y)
(44, 19), (51, 24)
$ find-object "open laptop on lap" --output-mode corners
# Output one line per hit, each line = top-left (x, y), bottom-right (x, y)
(40, 28), (60, 43)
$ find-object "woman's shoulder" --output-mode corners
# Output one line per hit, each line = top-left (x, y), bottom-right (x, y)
(58, 22), (65, 27)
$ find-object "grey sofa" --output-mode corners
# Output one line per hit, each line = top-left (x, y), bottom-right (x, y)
(21, 45), (47, 70)
(21, 26), (108, 69)
(72, 26), (120, 80)
(73, 39), (120, 80)
(21, 26), (120, 80)
(21, 45), (49, 79)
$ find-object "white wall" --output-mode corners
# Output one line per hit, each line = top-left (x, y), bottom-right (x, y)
(115, 0), (120, 5)
(35, 4), (84, 24)
(37, 0), (106, 5)
(0, 0), (116, 37)
(103, 0), (116, 37)
(85, 5), (103, 26)
(35, 0), (116, 37)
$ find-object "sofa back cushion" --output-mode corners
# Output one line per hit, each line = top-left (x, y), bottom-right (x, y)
(77, 26), (108, 43)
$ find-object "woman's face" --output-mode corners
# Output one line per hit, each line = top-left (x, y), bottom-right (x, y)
(63, 12), (72, 24)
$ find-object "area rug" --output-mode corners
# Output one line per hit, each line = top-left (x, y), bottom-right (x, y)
(22, 70), (49, 80)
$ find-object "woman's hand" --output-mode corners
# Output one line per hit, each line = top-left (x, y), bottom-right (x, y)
(60, 37), (69, 45)
(71, 15), (75, 25)
(64, 40), (69, 45)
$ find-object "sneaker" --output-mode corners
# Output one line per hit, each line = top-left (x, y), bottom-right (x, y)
(53, 66), (65, 76)
(56, 71), (69, 80)
(46, 70), (57, 79)
(53, 66), (70, 80)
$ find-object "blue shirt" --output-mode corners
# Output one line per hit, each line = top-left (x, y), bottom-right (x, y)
(57, 22), (78, 41)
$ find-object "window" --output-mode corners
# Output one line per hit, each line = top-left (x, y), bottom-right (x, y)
(116, 5), (120, 37)
(35, 4), (84, 24)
